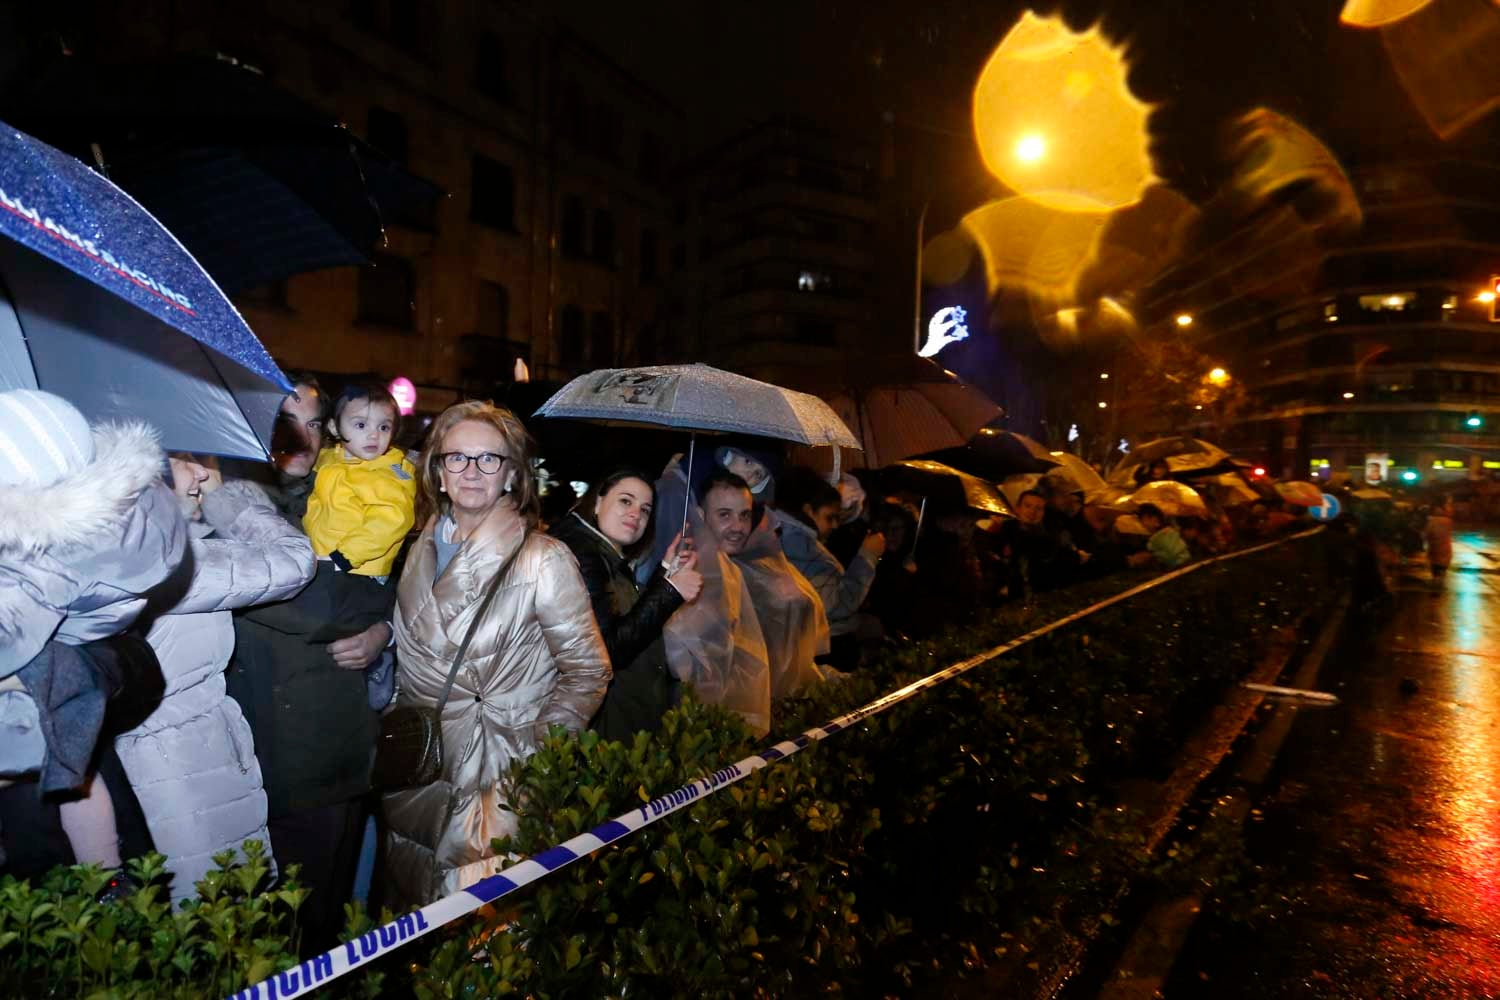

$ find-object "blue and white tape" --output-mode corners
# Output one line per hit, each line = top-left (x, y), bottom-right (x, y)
(228, 527), (1322, 1000)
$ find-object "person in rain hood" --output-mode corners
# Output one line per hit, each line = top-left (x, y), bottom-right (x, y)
(725, 471), (831, 698)
(638, 443), (777, 587)
(0, 389), (186, 891)
(660, 469), (773, 735)
(118, 453), (315, 905)
(773, 466), (884, 671)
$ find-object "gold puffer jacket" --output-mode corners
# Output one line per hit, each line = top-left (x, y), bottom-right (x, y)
(382, 503), (609, 908)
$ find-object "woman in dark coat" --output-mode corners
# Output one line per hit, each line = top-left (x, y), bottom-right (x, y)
(550, 470), (703, 740)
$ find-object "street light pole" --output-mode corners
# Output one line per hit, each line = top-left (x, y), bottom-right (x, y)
(913, 197), (931, 355)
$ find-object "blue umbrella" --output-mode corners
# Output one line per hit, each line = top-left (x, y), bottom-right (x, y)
(0, 121), (289, 460)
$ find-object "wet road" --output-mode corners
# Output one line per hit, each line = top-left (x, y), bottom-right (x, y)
(1162, 531), (1500, 999)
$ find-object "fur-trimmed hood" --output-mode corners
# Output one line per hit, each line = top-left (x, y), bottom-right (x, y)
(0, 421), (165, 555)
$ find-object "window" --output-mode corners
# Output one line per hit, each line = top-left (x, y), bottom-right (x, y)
(561, 196), (587, 258)
(558, 305), (585, 370)
(366, 106), (408, 164)
(797, 269), (832, 292)
(639, 228), (659, 283)
(475, 31), (509, 102)
(470, 155), (516, 231)
(592, 106), (623, 163)
(477, 281), (509, 340)
(639, 131), (665, 183)
(592, 209), (616, 267)
(357, 252), (415, 330)
(589, 312), (614, 366)
(1357, 291), (1416, 312)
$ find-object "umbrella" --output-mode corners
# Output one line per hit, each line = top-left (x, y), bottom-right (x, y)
(774, 355), (1002, 472)
(1207, 472), (1262, 507)
(884, 460), (1012, 517)
(920, 426), (1059, 480)
(0, 121), (288, 459)
(7, 53), (444, 294)
(1046, 452), (1107, 493)
(1112, 480), (1210, 518)
(1352, 487), (1394, 501)
(1108, 437), (1231, 486)
(537, 363), (860, 545)
(999, 473), (1044, 511)
(534, 364), (859, 446)
(1274, 480), (1326, 507)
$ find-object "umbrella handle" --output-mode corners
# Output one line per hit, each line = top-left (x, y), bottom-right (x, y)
(680, 433), (696, 544)
(830, 445), (841, 485)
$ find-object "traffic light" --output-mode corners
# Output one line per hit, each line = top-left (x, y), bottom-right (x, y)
(1467, 411), (1485, 430)
(1401, 469), (1420, 483)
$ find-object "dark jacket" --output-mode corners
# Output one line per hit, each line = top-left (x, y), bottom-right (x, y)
(1000, 520), (1087, 594)
(227, 557), (390, 819)
(551, 513), (683, 740)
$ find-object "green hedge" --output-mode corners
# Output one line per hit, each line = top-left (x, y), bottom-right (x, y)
(1, 534), (1336, 999)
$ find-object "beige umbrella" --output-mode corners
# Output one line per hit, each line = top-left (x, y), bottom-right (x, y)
(1208, 472), (1261, 507)
(1112, 480), (1210, 518)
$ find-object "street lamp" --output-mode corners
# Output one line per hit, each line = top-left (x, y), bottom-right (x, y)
(1342, 391), (1355, 400)
(1207, 367), (1229, 386)
(1014, 134), (1046, 163)
(1175, 313), (1194, 328)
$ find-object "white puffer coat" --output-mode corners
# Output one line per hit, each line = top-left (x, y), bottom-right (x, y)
(116, 481), (314, 904)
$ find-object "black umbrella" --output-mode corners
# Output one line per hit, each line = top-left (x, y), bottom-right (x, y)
(917, 426), (1059, 480)
(6, 52), (444, 293)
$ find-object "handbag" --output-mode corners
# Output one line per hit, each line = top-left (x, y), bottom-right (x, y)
(372, 534), (524, 791)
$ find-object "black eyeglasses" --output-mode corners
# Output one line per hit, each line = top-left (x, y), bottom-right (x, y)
(440, 452), (508, 475)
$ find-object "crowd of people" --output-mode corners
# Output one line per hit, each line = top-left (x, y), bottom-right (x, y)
(0, 377), (1319, 955)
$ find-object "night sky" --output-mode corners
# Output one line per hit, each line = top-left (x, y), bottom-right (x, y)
(549, 0), (1458, 195)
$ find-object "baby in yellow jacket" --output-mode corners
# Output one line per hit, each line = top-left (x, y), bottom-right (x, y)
(304, 382), (417, 579)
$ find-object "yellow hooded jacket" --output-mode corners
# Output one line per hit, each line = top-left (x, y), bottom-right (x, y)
(304, 445), (417, 577)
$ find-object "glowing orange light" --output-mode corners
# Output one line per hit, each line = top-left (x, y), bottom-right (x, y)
(1175, 313), (1194, 327)
(1207, 367), (1230, 386)
(972, 13), (1154, 213)
(1340, 0), (1436, 27)
(1480, 291), (1497, 304)
(1014, 134), (1047, 163)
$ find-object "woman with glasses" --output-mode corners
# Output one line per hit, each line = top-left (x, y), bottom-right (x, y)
(380, 401), (610, 907)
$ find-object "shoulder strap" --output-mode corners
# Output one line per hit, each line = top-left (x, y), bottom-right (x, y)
(435, 530), (527, 709)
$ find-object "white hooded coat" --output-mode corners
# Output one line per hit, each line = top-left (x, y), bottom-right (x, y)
(118, 481), (314, 903)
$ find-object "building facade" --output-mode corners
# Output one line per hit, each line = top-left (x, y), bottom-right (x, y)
(667, 118), (883, 382)
(1147, 158), (1500, 484)
(65, 0), (683, 398)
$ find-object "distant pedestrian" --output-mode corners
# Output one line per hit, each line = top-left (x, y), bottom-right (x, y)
(1425, 496), (1454, 584)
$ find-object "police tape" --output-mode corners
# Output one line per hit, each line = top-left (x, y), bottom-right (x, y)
(227, 526), (1323, 1000)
